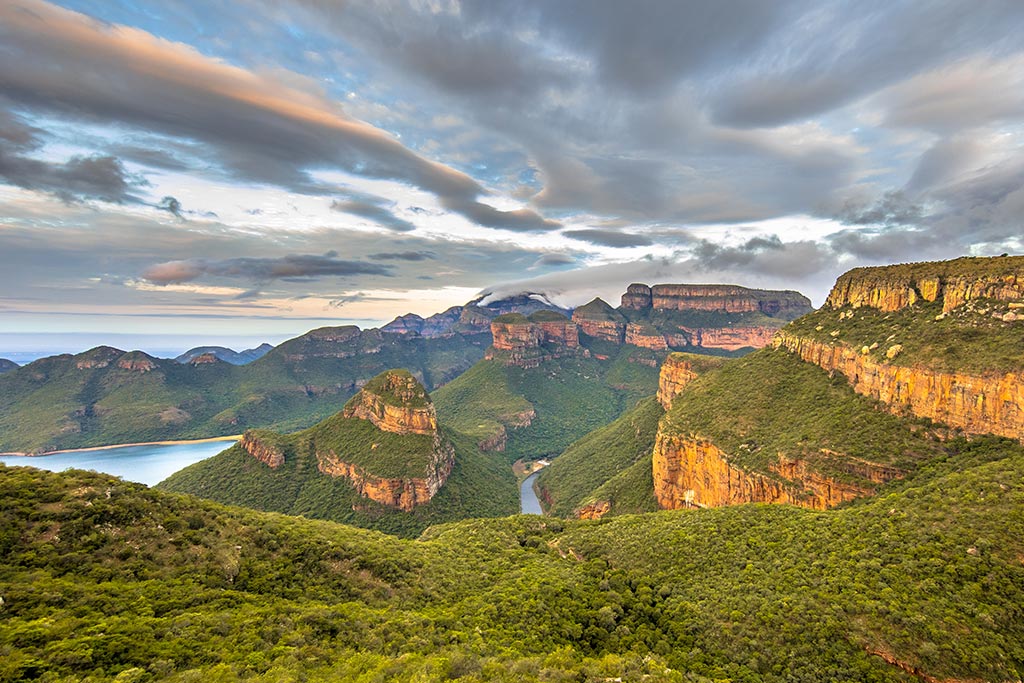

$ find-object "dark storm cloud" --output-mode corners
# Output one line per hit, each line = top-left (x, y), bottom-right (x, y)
(330, 199), (416, 232)
(143, 252), (393, 284)
(563, 229), (653, 248)
(156, 196), (184, 219)
(0, 0), (557, 232)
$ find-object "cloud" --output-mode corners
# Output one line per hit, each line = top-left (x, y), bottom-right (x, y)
(156, 195), (184, 219)
(367, 251), (437, 261)
(0, 0), (557, 232)
(142, 252), (393, 284)
(836, 191), (924, 228)
(330, 198), (416, 232)
(563, 228), (653, 248)
(534, 253), (577, 267)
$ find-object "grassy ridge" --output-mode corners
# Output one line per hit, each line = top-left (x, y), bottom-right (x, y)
(3, 432), (1023, 681)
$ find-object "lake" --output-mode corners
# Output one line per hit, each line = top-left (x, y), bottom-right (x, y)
(0, 440), (237, 486)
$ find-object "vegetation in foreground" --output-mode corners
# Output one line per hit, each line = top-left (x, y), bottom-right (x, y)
(2, 433), (1023, 682)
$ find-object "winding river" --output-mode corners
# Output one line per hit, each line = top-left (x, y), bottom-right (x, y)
(0, 439), (236, 486)
(520, 470), (543, 514)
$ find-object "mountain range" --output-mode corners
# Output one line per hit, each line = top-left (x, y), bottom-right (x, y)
(0, 282), (806, 453)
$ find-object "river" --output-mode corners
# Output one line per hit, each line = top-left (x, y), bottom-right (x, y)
(520, 470), (543, 514)
(0, 439), (237, 486)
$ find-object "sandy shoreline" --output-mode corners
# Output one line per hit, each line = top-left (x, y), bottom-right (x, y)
(0, 434), (242, 458)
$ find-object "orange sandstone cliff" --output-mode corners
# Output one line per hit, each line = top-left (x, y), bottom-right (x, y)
(485, 311), (586, 368)
(657, 353), (697, 410)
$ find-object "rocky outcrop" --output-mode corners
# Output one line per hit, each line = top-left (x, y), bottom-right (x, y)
(576, 500), (611, 520)
(318, 437), (455, 512)
(116, 354), (157, 372)
(652, 433), (892, 511)
(341, 370), (438, 435)
(774, 332), (1024, 442)
(189, 352), (221, 365)
(622, 283), (812, 317)
(682, 326), (776, 351)
(486, 312), (584, 368)
(572, 298), (627, 343)
(625, 323), (668, 350)
(240, 431), (285, 468)
(657, 354), (697, 410)
(826, 256), (1024, 313)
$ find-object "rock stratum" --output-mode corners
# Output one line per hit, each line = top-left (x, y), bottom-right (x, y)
(485, 311), (587, 368)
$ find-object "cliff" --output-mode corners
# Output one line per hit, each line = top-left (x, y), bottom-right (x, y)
(485, 311), (585, 368)
(317, 436), (455, 512)
(622, 283), (811, 317)
(774, 331), (1024, 442)
(239, 431), (285, 468)
(826, 256), (1024, 313)
(651, 433), (887, 510)
(657, 353), (697, 410)
(341, 369), (437, 435)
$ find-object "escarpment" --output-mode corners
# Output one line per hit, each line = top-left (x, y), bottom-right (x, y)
(622, 283), (811, 317)
(826, 255), (1024, 313)
(780, 256), (1024, 442)
(774, 332), (1024, 442)
(651, 433), (888, 510)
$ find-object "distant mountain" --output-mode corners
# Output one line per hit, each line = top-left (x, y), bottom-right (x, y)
(0, 282), (813, 453)
(159, 369), (517, 536)
(175, 343), (273, 365)
(0, 358), (18, 374)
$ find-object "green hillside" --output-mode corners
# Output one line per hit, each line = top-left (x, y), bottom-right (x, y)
(0, 328), (488, 453)
(432, 346), (661, 462)
(536, 396), (664, 517)
(3, 430), (1023, 682)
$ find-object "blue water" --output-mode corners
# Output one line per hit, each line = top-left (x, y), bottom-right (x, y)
(0, 440), (236, 486)
(520, 470), (543, 514)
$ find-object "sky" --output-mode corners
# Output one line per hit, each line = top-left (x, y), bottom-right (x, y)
(1, 0), (1023, 356)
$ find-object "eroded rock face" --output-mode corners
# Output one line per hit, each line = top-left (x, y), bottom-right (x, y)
(657, 354), (697, 410)
(774, 332), (1024, 442)
(341, 371), (438, 435)
(826, 256), (1024, 313)
(651, 433), (893, 511)
(317, 436), (455, 512)
(486, 313), (584, 368)
(623, 283), (811, 317)
(625, 323), (668, 350)
(681, 326), (776, 351)
(240, 431), (285, 468)
(571, 297), (627, 343)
